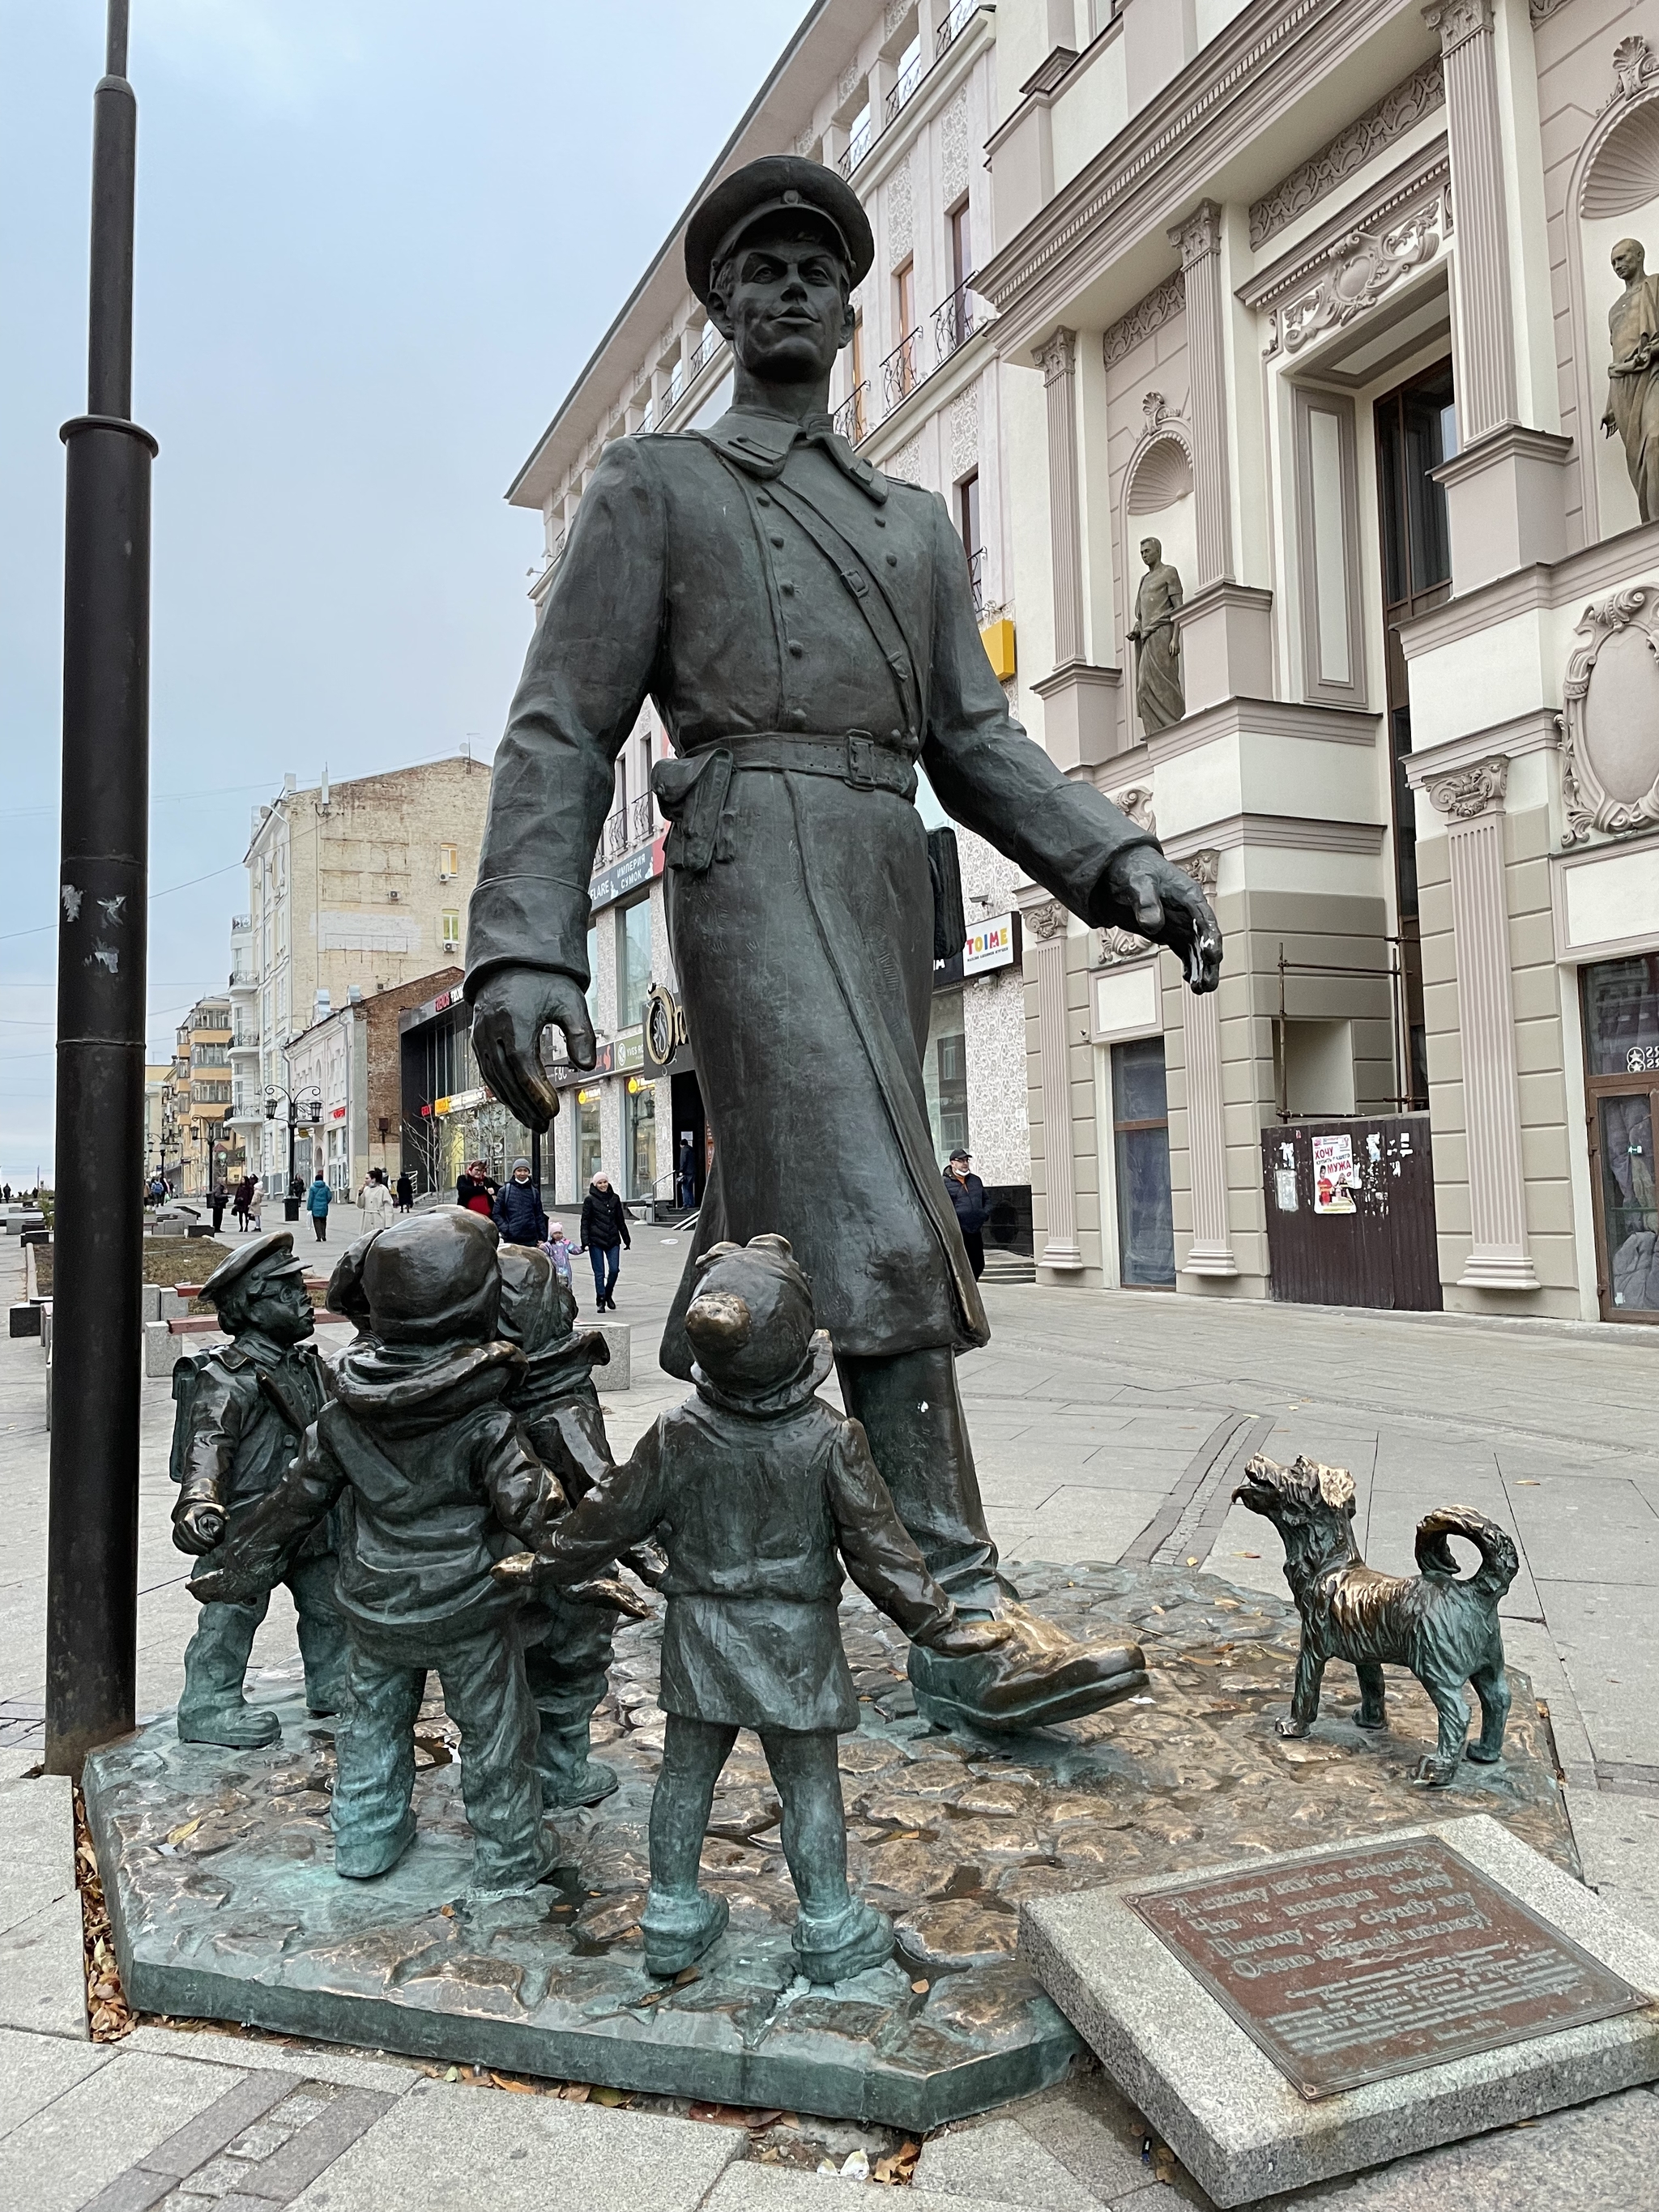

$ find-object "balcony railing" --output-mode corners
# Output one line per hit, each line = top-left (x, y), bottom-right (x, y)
(601, 793), (657, 867)
(838, 117), (874, 177)
(968, 544), (987, 620)
(884, 53), (923, 124)
(936, 0), (977, 56)
(933, 284), (976, 364)
(833, 382), (870, 445)
(690, 324), (723, 376)
(881, 328), (921, 414)
(631, 791), (655, 846)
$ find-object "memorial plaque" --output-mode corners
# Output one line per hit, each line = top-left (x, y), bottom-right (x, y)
(1128, 1835), (1648, 2099)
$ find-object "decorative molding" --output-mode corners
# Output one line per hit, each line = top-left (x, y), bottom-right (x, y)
(1170, 199), (1223, 269)
(1242, 145), (1450, 311)
(1610, 34), (1656, 108)
(1174, 206), (1230, 589)
(946, 382), (979, 480)
(887, 155), (914, 267)
(838, 61), (863, 103)
(1558, 587), (1659, 846)
(1403, 708), (1560, 786)
(1181, 970), (1238, 1277)
(1264, 177), (1450, 358)
(793, 126), (817, 158)
(1024, 898), (1071, 941)
(1422, 0), (1492, 58)
(1425, 755), (1509, 820)
(883, 0), (909, 31)
(1183, 846), (1221, 897)
(1097, 926), (1154, 965)
(1144, 390), (1171, 430)
(1035, 326), (1078, 385)
(1165, 812), (1386, 855)
(1109, 785), (1158, 837)
(941, 88), (970, 203)
(1249, 56), (1445, 250)
(1529, 0), (1572, 19)
(1102, 275), (1185, 369)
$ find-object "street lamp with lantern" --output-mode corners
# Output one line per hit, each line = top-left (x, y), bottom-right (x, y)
(265, 1083), (322, 1219)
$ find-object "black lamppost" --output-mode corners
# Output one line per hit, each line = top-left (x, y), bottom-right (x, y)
(265, 1084), (321, 1219)
(46, 0), (158, 1775)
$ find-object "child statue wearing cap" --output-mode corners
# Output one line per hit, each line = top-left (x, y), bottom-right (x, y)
(188, 1208), (611, 1897)
(168, 1229), (347, 1747)
(495, 1234), (1008, 1981)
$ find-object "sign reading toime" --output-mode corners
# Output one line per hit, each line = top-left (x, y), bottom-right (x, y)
(1129, 1835), (1644, 2100)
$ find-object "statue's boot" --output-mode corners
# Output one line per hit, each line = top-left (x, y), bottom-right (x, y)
(176, 1600), (282, 1748)
(794, 1899), (893, 1984)
(335, 1809), (417, 1880)
(642, 1885), (728, 1977)
(536, 1720), (619, 1810)
(908, 1602), (1147, 1734)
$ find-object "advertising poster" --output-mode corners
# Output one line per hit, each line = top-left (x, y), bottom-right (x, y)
(1313, 1132), (1358, 1215)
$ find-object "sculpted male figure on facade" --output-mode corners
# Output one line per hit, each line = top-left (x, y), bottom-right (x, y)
(465, 156), (1222, 1732)
(1603, 236), (1659, 523)
(1129, 535), (1184, 735)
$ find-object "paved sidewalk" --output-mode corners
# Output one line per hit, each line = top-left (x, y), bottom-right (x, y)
(4, 1230), (1659, 2208)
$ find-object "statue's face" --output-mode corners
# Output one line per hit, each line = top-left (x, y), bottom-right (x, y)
(1613, 238), (1646, 283)
(1141, 537), (1162, 569)
(238, 1268), (314, 1345)
(708, 219), (855, 386)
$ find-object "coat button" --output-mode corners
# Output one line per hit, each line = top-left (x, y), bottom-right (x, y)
(785, 708), (808, 729)
(874, 516), (887, 527)
(770, 534), (784, 548)
(885, 553), (898, 567)
(780, 580), (795, 595)
(756, 492), (771, 505)
(788, 641), (804, 658)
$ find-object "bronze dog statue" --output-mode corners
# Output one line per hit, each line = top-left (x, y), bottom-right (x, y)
(1233, 1453), (1517, 1786)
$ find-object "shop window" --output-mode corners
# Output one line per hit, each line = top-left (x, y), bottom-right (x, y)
(619, 895), (652, 1032)
(578, 1091), (603, 1187)
(585, 923), (599, 1025)
(1111, 1036), (1175, 1288)
(924, 988), (970, 1160)
(627, 1076), (657, 1202)
(1582, 955), (1659, 1321)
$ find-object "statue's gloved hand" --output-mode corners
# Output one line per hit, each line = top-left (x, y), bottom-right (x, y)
(172, 1502), (227, 1556)
(620, 1538), (668, 1588)
(470, 967), (597, 1135)
(186, 1561), (262, 1606)
(1100, 848), (1222, 993)
(918, 1613), (1016, 1660)
(489, 1549), (653, 1622)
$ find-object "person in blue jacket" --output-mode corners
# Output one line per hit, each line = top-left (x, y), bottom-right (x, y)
(306, 1171), (332, 1244)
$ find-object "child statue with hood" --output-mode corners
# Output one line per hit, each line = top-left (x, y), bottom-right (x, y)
(495, 1233), (1009, 1982)
(187, 1208), (621, 1899)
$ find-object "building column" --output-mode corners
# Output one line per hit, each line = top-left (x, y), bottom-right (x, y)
(1424, 756), (1538, 1290)
(1424, 0), (1515, 444)
(1175, 850), (1237, 1278)
(1022, 893), (1085, 1274)
(1037, 327), (1085, 669)
(1168, 201), (1273, 710)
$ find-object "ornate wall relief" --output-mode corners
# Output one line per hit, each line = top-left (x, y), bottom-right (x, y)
(1558, 586), (1659, 845)
(1425, 755), (1508, 820)
(1249, 56), (1446, 249)
(887, 156), (913, 268)
(1102, 275), (1185, 369)
(1270, 193), (1448, 356)
(941, 91), (970, 204)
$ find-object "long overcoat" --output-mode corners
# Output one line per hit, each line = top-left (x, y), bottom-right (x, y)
(464, 406), (1158, 1366)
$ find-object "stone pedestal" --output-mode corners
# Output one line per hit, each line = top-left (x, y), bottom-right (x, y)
(1435, 427), (1573, 594)
(1175, 582), (1274, 714)
(1031, 662), (1122, 770)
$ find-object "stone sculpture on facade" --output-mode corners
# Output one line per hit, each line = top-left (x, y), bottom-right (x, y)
(496, 1242), (662, 1810)
(186, 1209), (618, 1898)
(168, 1230), (347, 1747)
(1232, 1452), (1516, 1785)
(496, 1234), (1011, 1981)
(1129, 536), (1185, 735)
(463, 155), (1218, 1736)
(1603, 236), (1659, 522)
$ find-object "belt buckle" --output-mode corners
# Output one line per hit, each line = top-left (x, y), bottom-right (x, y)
(846, 731), (877, 789)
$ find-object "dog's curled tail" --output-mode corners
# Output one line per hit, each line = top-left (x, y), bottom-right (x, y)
(1414, 1506), (1518, 1600)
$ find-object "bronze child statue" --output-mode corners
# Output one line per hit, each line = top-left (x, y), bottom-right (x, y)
(188, 1208), (596, 1897)
(1232, 1452), (1516, 1786)
(168, 1231), (347, 1747)
(495, 1243), (663, 1810)
(497, 1234), (1008, 1983)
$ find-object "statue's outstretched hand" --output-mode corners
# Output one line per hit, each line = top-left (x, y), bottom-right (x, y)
(471, 968), (596, 1135)
(172, 1502), (226, 1556)
(1102, 849), (1222, 994)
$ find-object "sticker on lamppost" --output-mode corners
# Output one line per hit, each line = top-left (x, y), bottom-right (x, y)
(1313, 1133), (1358, 1216)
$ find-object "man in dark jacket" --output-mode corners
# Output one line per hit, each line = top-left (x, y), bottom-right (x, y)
(493, 1157), (548, 1247)
(943, 1149), (989, 1281)
(580, 1173), (630, 1311)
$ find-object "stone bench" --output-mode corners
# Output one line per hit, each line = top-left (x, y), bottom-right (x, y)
(143, 1316), (225, 1378)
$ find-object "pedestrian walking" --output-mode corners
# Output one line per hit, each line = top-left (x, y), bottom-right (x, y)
(394, 1171), (415, 1214)
(456, 1158), (497, 1217)
(493, 1157), (548, 1248)
(307, 1172), (332, 1244)
(541, 1221), (575, 1298)
(247, 1176), (263, 1232)
(358, 1168), (395, 1234)
(232, 1174), (255, 1233)
(943, 1149), (989, 1281)
(209, 1180), (228, 1235)
(677, 1135), (697, 1210)
(580, 1172), (629, 1311)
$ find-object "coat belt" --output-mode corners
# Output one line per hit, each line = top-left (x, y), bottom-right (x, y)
(651, 732), (916, 875)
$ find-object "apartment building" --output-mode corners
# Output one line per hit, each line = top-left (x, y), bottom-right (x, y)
(228, 758), (491, 1189)
(168, 999), (233, 1197)
(973, 0), (1659, 1327)
(506, 0), (1035, 1247)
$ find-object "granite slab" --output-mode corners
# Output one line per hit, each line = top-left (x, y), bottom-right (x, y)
(83, 1563), (1579, 2133)
(1021, 1813), (1659, 2207)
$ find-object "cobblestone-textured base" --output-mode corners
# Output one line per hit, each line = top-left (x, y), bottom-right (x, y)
(83, 1564), (1572, 2131)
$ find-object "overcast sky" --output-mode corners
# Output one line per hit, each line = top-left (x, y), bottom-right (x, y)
(0, 0), (804, 1185)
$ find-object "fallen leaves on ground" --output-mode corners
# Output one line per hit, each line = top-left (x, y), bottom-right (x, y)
(73, 1788), (134, 2041)
(873, 2141), (920, 2186)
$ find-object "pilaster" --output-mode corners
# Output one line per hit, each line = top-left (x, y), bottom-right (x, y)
(1037, 327), (1085, 670)
(1423, 755), (1539, 1290)
(1175, 850), (1237, 1278)
(1169, 202), (1230, 591)
(1021, 892), (1085, 1273)
(1424, 0), (1517, 445)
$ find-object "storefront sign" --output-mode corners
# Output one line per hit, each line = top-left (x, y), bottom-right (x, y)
(434, 1085), (488, 1117)
(643, 982), (689, 1072)
(964, 911), (1017, 975)
(590, 831), (667, 914)
(614, 1026), (644, 1072)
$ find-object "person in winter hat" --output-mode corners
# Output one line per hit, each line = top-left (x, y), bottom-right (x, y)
(493, 1157), (548, 1248)
(495, 1234), (1007, 1980)
(188, 1208), (619, 1898)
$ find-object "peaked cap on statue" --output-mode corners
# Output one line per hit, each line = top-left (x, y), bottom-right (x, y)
(684, 155), (874, 307)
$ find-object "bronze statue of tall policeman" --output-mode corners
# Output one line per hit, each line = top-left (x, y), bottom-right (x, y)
(466, 156), (1222, 1733)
